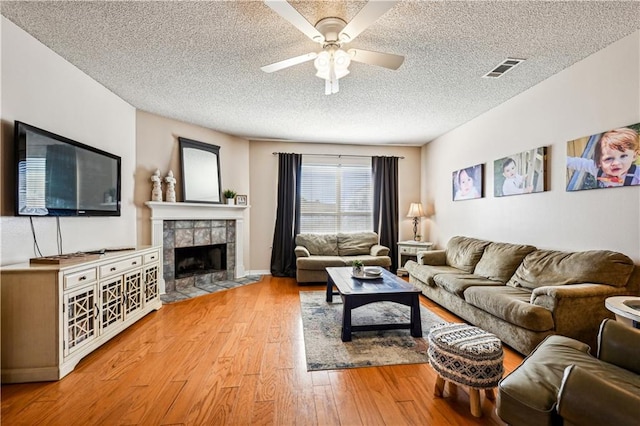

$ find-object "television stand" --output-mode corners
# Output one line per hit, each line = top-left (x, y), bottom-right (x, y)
(29, 252), (101, 265)
(2, 246), (161, 383)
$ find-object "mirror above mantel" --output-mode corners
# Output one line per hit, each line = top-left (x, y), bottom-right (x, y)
(179, 137), (222, 203)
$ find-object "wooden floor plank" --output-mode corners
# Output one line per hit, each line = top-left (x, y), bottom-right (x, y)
(226, 373), (259, 425)
(0, 275), (519, 425)
(313, 384), (340, 426)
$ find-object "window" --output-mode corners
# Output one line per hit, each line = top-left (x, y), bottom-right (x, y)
(300, 156), (373, 233)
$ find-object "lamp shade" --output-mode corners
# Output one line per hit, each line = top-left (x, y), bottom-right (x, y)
(406, 202), (426, 218)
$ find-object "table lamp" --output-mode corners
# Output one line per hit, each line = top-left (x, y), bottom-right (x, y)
(407, 202), (426, 241)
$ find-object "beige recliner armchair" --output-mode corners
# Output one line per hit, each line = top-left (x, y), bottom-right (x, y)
(497, 319), (640, 426)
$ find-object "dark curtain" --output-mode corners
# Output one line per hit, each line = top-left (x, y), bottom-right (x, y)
(372, 156), (399, 272)
(270, 153), (302, 277)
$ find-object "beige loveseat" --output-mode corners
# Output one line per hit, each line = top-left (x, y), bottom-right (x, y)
(295, 232), (392, 283)
(405, 236), (639, 355)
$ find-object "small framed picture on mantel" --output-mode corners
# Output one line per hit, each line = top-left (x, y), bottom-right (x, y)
(236, 195), (247, 206)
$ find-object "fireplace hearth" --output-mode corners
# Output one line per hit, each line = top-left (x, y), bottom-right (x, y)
(175, 243), (227, 279)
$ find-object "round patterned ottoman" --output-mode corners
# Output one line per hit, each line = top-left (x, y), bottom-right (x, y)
(427, 322), (504, 417)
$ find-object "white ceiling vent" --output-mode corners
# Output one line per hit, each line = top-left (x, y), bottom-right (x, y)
(482, 58), (525, 78)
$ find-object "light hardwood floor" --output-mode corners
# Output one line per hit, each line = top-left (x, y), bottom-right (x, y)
(1, 275), (523, 425)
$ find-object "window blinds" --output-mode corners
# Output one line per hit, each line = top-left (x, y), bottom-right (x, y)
(300, 155), (373, 233)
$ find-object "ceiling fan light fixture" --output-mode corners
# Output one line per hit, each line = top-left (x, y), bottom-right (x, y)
(262, 0), (403, 95)
(314, 48), (350, 80)
(314, 52), (331, 80)
(334, 48), (351, 69)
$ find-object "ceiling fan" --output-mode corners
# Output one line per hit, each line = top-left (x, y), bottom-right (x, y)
(261, 0), (404, 95)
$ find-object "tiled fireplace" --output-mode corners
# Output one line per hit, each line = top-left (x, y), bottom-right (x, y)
(163, 220), (235, 292)
(146, 202), (247, 294)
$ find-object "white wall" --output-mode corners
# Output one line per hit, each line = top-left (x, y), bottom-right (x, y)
(134, 110), (251, 270)
(422, 30), (640, 262)
(1, 18), (136, 265)
(249, 141), (422, 273)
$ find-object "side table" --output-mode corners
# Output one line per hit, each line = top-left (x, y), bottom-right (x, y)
(605, 296), (640, 328)
(397, 240), (433, 276)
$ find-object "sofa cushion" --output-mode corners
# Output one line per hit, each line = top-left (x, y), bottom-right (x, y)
(474, 242), (537, 283)
(507, 249), (634, 290)
(445, 236), (491, 273)
(464, 286), (554, 332)
(432, 273), (505, 298)
(296, 233), (339, 256)
(404, 261), (463, 286)
(337, 232), (378, 255)
(296, 255), (346, 270)
(342, 255), (391, 268)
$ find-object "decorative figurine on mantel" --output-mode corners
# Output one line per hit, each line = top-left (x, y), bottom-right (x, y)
(151, 169), (163, 202)
(165, 170), (177, 203)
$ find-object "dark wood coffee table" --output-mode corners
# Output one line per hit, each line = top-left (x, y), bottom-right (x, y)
(325, 266), (423, 342)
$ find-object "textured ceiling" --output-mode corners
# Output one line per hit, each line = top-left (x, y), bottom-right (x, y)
(2, 1), (639, 146)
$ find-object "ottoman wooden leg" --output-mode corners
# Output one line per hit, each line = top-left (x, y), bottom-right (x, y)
(434, 376), (445, 397)
(485, 388), (495, 401)
(469, 388), (482, 417)
(448, 382), (458, 397)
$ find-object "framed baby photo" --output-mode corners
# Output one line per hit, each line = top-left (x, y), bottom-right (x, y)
(494, 147), (547, 197)
(235, 194), (248, 205)
(566, 122), (640, 191)
(452, 164), (484, 201)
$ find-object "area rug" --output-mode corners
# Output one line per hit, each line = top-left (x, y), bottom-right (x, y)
(161, 274), (264, 304)
(300, 290), (447, 371)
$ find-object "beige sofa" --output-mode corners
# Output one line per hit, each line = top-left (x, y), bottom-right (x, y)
(295, 232), (392, 283)
(405, 236), (639, 355)
(497, 319), (640, 426)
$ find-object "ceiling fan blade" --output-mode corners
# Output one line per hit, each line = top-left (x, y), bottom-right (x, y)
(338, 1), (397, 42)
(261, 52), (318, 73)
(264, 0), (325, 43)
(348, 48), (404, 70)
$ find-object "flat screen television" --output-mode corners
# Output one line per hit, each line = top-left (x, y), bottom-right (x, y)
(15, 121), (121, 217)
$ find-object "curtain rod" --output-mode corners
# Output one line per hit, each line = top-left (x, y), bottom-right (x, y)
(272, 152), (404, 159)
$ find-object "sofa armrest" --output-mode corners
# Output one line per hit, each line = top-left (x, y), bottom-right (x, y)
(370, 244), (390, 256)
(597, 318), (640, 374)
(557, 365), (640, 425)
(417, 249), (446, 266)
(531, 284), (625, 351)
(531, 283), (621, 308)
(294, 246), (310, 258)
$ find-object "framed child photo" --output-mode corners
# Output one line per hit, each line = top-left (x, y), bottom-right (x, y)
(452, 164), (484, 201)
(566, 123), (640, 191)
(494, 147), (547, 197)
(235, 194), (248, 205)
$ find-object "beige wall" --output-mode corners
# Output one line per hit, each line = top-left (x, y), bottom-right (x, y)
(135, 110), (251, 263)
(248, 141), (422, 273)
(421, 30), (640, 262)
(1, 18), (137, 266)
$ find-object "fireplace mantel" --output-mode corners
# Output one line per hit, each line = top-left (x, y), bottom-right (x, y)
(145, 202), (249, 293)
(145, 201), (247, 221)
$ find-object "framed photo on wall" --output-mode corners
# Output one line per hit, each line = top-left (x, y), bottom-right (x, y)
(494, 147), (547, 197)
(566, 123), (640, 191)
(452, 164), (484, 201)
(235, 194), (248, 205)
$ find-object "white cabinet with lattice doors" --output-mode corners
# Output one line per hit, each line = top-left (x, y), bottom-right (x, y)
(1, 246), (162, 384)
(63, 283), (98, 357)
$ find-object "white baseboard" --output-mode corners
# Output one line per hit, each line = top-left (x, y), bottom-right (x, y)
(246, 269), (271, 276)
